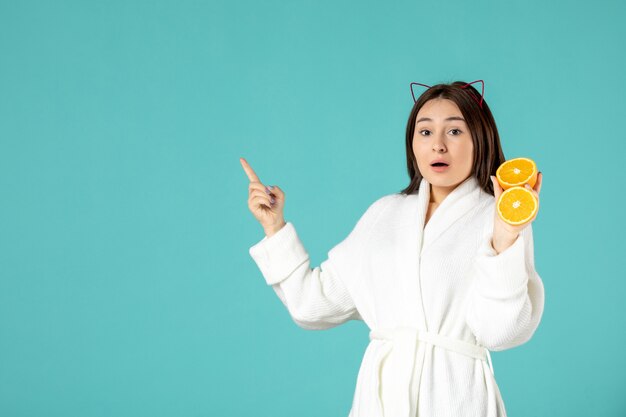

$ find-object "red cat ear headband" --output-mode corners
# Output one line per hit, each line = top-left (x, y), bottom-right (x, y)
(410, 79), (485, 109)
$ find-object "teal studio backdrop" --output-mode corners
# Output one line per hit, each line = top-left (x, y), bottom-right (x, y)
(1, 0), (625, 416)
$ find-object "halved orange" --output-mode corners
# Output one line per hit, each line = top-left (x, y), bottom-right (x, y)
(497, 186), (538, 226)
(496, 157), (537, 190)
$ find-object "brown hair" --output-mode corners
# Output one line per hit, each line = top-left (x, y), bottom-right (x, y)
(398, 81), (505, 196)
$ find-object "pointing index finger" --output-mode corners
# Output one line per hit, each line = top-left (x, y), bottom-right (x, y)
(240, 158), (261, 183)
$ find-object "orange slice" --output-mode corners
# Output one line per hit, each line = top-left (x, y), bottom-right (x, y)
(496, 157), (538, 190)
(497, 186), (538, 226)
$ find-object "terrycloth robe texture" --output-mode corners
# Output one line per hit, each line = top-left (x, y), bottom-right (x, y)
(248, 175), (545, 417)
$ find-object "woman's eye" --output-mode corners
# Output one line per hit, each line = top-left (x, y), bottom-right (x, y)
(419, 129), (462, 136)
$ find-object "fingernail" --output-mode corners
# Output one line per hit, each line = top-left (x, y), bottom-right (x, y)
(265, 186), (270, 194)
(270, 197), (275, 203)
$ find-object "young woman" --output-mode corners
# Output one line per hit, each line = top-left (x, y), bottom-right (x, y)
(240, 80), (545, 417)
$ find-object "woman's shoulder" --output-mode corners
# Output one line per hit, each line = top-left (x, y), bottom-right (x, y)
(474, 189), (498, 234)
(477, 186), (496, 204)
(476, 189), (497, 216)
(364, 192), (406, 217)
(370, 192), (406, 207)
(349, 193), (404, 232)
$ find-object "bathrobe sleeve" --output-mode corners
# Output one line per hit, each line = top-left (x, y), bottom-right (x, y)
(248, 196), (391, 330)
(465, 223), (545, 351)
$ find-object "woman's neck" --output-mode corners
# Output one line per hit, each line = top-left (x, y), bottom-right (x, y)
(429, 184), (455, 205)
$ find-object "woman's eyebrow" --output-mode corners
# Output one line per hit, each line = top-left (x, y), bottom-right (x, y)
(416, 116), (466, 124)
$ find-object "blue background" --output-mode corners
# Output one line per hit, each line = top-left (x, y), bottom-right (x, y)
(1, 0), (625, 416)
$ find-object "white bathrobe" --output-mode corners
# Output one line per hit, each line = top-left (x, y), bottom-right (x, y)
(248, 175), (545, 417)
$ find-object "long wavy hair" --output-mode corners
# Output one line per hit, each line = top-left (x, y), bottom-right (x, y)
(398, 81), (505, 196)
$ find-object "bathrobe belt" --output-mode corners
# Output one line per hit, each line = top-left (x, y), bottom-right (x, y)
(369, 327), (495, 417)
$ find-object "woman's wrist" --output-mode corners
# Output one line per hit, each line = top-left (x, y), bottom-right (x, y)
(491, 230), (519, 254)
(264, 221), (286, 238)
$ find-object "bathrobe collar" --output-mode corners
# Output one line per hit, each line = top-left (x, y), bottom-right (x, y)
(412, 175), (484, 253)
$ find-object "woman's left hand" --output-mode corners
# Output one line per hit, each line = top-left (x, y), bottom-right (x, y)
(489, 172), (543, 253)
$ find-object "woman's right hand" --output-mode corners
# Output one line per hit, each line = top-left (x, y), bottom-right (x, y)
(240, 157), (286, 236)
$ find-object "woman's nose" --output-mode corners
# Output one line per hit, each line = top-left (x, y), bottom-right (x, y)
(432, 137), (446, 151)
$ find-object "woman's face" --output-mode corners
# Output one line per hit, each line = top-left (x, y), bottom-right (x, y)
(412, 98), (474, 189)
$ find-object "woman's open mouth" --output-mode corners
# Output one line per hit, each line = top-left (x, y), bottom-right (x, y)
(430, 163), (450, 172)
